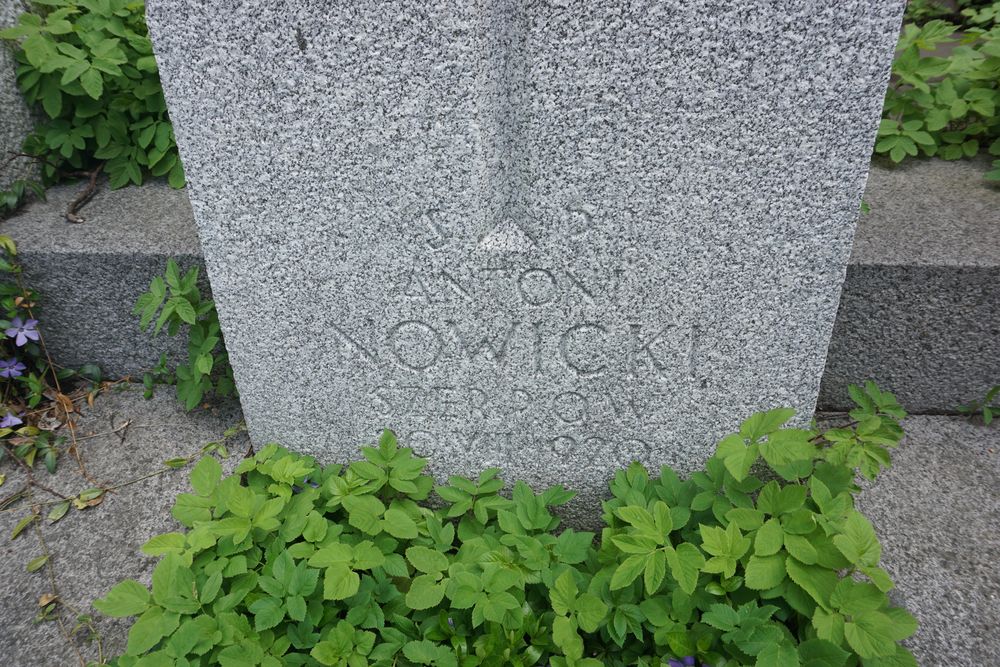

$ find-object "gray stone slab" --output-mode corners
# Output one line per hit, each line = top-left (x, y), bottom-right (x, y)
(850, 416), (1000, 667)
(0, 179), (202, 377)
(1, 0), (36, 193)
(1, 162), (994, 415)
(0, 387), (245, 667)
(819, 158), (1000, 412)
(145, 1), (904, 516)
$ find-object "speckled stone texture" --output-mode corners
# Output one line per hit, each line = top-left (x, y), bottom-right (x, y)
(1, 0), (36, 193)
(819, 157), (1000, 413)
(1, 179), (202, 377)
(146, 1), (904, 513)
(0, 388), (246, 667)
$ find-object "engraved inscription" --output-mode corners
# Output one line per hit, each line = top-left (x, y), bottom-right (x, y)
(332, 320), (695, 378)
(397, 267), (605, 306)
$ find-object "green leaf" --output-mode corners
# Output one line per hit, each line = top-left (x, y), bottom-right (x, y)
(248, 596), (284, 631)
(844, 610), (898, 658)
(643, 548), (666, 595)
(833, 512), (881, 567)
(405, 546), (448, 574)
(167, 296), (197, 325)
(342, 494), (385, 534)
(783, 534), (818, 565)
(610, 553), (646, 590)
(756, 642), (800, 667)
(760, 429), (816, 470)
(715, 433), (759, 481)
(754, 518), (784, 556)
(47, 501), (70, 524)
(190, 455), (222, 496)
(550, 569), (577, 615)
(323, 564), (360, 600)
(575, 592), (608, 632)
(60, 60), (89, 85)
(830, 579), (886, 616)
(168, 158), (186, 188)
(405, 574), (446, 610)
(382, 508), (418, 539)
(702, 603), (741, 631)
(742, 408), (796, 439)
(94, 580), (150, 617)
(126, 607), (178, 655)
(26, 555), (49, 572)
(744, 553), (786, 590)
(79, 68), (103, 99)
(797, 638), (849, 667)
(141, 532), (186, 556)
(11, 514), (37, 540)
(665, 543), (705, 594)
(787, 559), (839, 610)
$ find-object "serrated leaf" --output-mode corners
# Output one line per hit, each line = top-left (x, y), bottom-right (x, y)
(248, 596), (284, 631)
(757, 642), (800, 667)
(575, 592), (607, 632)
(94, 580), (150, 617)
(405, 574), (446, 610)
(643, 549), (666, 595)
(665, 543), (705, 594)
(382, 508), (418, 539)
(797, 638), (849, 667)
(754, 518), (784, 556)
(610, 553), (646, 590)
(141, 532), (186, 556)
(79, 68), (103, 99)
(833, 512), (881, 567)
(844, 610), (898, 658)
(323, 564), (360, 600)
(190, 455), (222, 496)
(744, 553), (786, 590)
(405, 546), (448, 574)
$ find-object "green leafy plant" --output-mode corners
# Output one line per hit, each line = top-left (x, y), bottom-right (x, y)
(0, 234), (102, 471)
(958, 384), (1000, 424)
(0, 176), (46, 218)
(0, 0), (184, 190)
(95, 382), (918, 666)
(904, 0), (995, 24)
(877, 4), (1000, 170)
(133, 259), (235, 411)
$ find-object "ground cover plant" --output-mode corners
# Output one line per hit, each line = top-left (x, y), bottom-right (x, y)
(133, 259), (236, 411)
(0, 0), (183, 217)
(95, 382), (917, 666)
(0, 234), (100, 472)
(878, 0), (1000, 179)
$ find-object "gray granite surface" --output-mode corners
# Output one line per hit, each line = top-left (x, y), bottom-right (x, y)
(0, 388), (246, 667)
(0, 390), (995, 666)
(0, 179), (200, 377)
(144, 1), (904, 515)
(819, 157), (1000, 412)
(850, 415), (1000, 666)
(3, 158), (996, 415)
(1, 0), (36, 193)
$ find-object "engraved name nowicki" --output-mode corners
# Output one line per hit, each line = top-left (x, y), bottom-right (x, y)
(327, 320), (698, 379)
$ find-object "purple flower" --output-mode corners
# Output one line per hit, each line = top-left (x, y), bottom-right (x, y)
(668, 658), (697, 667)
(0, 358), (26, 378)
(0, 412), (22, 428)
(5, 317), (39, 347)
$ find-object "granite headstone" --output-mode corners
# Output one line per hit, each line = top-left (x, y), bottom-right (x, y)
(146, 1), (904, 513)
